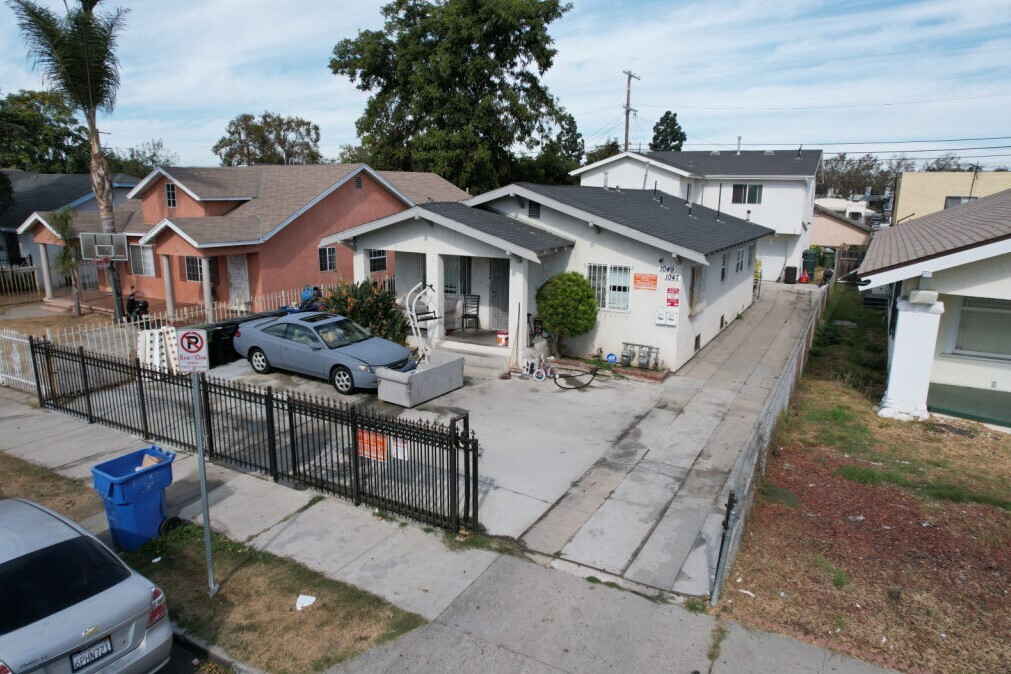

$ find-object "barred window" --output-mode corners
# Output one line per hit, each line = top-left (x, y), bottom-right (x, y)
(587, 263), (630, 311)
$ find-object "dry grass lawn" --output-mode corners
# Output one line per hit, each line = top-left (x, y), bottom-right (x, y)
(0, 450), (426, 674)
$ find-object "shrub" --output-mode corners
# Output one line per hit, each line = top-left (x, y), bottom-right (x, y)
(323, 280), (408, 344)
(535, 272), (598, 357)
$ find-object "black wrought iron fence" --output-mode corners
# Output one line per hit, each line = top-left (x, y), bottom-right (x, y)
(29, 338), (480, 530)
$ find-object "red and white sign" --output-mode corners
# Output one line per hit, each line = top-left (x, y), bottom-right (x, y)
(177, 329), (209, 373)
(666, 287), (680, 307)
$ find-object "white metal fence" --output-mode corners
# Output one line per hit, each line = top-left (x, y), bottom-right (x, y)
(0, 266), (42, 306)
(0, 328), (35, 392)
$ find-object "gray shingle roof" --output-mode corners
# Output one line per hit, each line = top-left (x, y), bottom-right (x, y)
(154, 165), (468, 245)
(859, 188), (1011, 276)
(643, 149), (822, 177)
(516, 183), (774, 255)
(420, 202), (574, 255)
(31, 199), (146, 235)
(1, 170), (139, 230)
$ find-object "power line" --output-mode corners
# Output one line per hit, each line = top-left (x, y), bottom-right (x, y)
(690, 136), (1011, 147)
(636, 91), (1011, 112)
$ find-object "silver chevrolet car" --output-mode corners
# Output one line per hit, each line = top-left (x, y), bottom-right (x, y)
(0, 499), (172, 674)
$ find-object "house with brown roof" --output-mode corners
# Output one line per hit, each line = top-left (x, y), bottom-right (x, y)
(811, 203), (870, 248)
(857, 188), (1011, 426)
(18, 164), (467, 315)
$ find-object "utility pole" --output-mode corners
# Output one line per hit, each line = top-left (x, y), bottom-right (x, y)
(622, 70), (640, 152)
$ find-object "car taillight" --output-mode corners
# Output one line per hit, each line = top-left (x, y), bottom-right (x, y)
(148, 587), (167, 627)
(234, 329), (241, 338)
(0, 659), (12, 674)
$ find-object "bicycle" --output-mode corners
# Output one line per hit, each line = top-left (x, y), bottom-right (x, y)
(531, 354), (556, 382)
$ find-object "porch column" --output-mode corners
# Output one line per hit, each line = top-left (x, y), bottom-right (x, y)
(508, 256), (529, 365)
(160, 254), (175, 317)
(351, 247), (368, 283)
(879, 295), (944, 420)
(426, 253), (446, 340)
(201, 256), (213, 322)
(37, 243), (53, 299)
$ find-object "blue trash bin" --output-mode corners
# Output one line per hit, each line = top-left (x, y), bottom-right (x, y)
(92, 446), (175, 551)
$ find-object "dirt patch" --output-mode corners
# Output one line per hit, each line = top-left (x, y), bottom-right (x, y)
(0, 303), (110, 335)
(0, 451), (105, 521)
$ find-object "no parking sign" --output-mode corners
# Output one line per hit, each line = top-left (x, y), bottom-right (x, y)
(177, 329), (209, 373)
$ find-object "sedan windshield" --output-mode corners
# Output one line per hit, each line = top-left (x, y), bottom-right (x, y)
(0, 536), (131, 635)
(316, 318), (371, 349)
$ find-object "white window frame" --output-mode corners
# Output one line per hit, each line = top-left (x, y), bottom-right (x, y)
(748, 243), (756, 267)
(129, 244), (155, 277)
(184, 256), (203, 282)
(368, 249), (387, 273)
(732, 183), (763, 204)
(950, 296), (1011, 360)
(165, 183), (176, 208)
(689, 264), (704, 316)
(735, 248), (745, 273)
(319, 247), (336, 272)
(587, 263), (631, 312)
(720, 253), (729, 282)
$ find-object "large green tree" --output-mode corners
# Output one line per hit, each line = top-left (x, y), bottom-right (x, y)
(0, 89), (89, 172)
(105, 138), (177, 177)
(330, 0), (572, 193)
(9, 0), (128, 320)
(819, 153), (917, 199)
(213, 112), (323, 166)
(649, 110), (686, 152)
(584, 138), (621, 165)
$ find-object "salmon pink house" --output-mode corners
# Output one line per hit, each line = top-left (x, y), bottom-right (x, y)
(18, 164), (466, 317)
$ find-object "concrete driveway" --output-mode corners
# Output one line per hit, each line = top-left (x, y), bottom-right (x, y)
(215, 282), (821, 596)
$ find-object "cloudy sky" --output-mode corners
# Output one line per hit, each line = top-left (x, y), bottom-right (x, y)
(2, 0), (1010, 168)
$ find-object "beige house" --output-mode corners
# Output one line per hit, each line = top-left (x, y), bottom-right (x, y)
(893, 171), (1011, 223)
(811, 204), (870, 248)
(858, 188), (1011, 426)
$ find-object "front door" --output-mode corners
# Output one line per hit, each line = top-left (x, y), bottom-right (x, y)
(227, 254), (249, 303)
(489, 258), (509, 331)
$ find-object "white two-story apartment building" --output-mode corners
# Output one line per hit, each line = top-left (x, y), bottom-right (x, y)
(571, 149), (822, 282)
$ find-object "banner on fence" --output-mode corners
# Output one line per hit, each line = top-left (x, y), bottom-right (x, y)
(356, 429), (387, 462)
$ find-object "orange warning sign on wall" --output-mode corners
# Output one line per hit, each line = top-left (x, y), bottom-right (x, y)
(356, 429), (387, 462)
(633, 273), (658, 290)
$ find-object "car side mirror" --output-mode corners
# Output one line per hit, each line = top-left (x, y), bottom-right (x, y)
(310, 343), (322, 351)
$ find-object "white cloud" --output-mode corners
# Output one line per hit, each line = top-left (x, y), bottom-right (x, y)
(3, 0), (1010, 168)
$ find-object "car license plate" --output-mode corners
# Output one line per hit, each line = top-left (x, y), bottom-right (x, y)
(71, 636), (113, 671)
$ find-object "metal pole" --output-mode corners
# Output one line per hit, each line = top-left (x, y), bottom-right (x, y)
(191, 371), (219, 597)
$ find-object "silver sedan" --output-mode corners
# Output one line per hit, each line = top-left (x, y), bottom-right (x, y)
(0, 499), (173, 674)
(232, 312), (416, 394)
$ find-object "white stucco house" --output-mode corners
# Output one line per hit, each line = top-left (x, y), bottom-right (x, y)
(322, 182), (773, 371)
(571, 149), (821, 283)
(857, 188), (1011, 425)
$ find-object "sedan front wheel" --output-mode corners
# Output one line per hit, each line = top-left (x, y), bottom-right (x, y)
(331, 365), (356, 395)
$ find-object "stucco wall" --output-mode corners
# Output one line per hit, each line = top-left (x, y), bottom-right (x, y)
(893, 172), (1011, 223)
(141, 175), (240, 224)
(810, 213), (869, 248)
(894, 254), (1011, 392)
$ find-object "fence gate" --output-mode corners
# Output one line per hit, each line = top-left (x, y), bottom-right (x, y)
(0, 329), (35, 391)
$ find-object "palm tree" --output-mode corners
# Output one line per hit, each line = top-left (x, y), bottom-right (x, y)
(50, 209), (82, 317)
(9, 0), (128, 318)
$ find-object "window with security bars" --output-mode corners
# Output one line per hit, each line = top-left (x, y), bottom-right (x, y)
(368, 249), (387, 273)
(587, 263), (630, 311)
(954, 296), (1011, 358)
(129, 245), (155, 276)
(319, 247), (336, 272)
